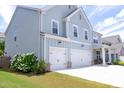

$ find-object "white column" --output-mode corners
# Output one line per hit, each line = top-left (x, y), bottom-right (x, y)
(65, 20), (70, 39)
(44, 36), (47, 62)
(102, 47), (106, 65)
(108, 48), (112, 63)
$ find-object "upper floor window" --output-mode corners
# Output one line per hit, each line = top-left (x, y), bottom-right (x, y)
(51, 19), (59, 35)
(79, 15), (81, 20)
(73, 25), (78, 37)
(85, 30), (88, 40)
(69, 5), (71, 9)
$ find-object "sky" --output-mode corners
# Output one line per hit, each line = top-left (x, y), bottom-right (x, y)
(0, 5), (124, 41)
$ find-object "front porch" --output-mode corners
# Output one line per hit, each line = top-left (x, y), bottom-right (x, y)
(93, 45), (118, 65)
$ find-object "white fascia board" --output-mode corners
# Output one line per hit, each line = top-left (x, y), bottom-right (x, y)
(43, 33), (91, 45)
(42, 5), (55, 11)
(18, 5), (41, 11)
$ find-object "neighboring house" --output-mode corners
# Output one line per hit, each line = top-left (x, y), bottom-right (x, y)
(0, 32), (5, 41)
(102, 35), (124, 60)
(5, 5), (120, 71)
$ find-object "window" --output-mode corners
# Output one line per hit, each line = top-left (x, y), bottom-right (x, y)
(14, 36), (16, 42)
(73, 25), (78, 37)
(13, 31), (16, 42)
(51, 20), (59, 35)
(69, 5), (71, 9)
(94, 39), (98, 43)
(85, 30), (88, 40)
(96, 51), (100, 60)
(79, 15), (81, 20)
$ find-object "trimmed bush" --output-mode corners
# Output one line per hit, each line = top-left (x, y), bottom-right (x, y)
(10, 53), (47, 74)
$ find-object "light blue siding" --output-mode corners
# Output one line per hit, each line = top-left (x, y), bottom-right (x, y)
(42, 5), (78, 37)
(69, 10), (93, 43)
(5, 6), (40, 57)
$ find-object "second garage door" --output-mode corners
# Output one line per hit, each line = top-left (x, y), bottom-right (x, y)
(71, 49), (92, 68)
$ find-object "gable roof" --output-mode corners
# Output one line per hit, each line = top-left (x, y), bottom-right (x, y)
(64, 7), (93, 30)
(102, 35), (122, 44)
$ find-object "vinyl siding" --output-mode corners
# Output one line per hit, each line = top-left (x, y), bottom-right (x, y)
(69, 10), (93, 43)
(42, 5), (77, 37)
(5, 7), (40, 57)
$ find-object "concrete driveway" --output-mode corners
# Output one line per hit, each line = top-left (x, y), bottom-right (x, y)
(56, 65), (124, 87)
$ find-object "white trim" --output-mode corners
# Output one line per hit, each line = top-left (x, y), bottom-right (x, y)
(51, 19), (59, 35)
(42, 33), (91, 45)
(42, 5), (55, 11)
(72, 24), (78, 38)
(18, 5), (40, 11)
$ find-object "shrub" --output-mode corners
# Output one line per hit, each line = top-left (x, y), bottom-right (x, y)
(118, 61), (124, 66)
(0, 49), (3, 56)
(0, 41), (5, 56)
(112, 60), (119, 65)
(33, 60), (47, 74)
(10, 53), (46, 74)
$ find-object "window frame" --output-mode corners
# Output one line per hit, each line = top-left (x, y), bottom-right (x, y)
(73, 24), (78, 38)
(51, 19), (59, 35)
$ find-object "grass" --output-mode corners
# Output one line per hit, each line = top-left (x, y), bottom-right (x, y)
(0, 68), (115, 88)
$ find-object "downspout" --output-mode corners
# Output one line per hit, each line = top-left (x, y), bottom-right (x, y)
(38, 9), (42, 59)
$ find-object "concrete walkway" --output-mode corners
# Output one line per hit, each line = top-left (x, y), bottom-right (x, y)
(56, 65), (124, 87)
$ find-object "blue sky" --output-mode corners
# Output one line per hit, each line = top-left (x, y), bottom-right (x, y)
(0, 5), (124, 40)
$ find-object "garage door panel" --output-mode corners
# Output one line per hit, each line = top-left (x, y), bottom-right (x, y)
(71, 49), (92, 68)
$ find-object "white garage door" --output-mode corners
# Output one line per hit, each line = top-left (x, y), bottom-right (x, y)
(49, 47), (67, 71)
(71, 49), (92, 68)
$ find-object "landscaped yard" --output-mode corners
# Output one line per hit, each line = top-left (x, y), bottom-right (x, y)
(0, 68), (114, 88)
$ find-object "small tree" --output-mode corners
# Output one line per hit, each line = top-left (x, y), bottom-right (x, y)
(0, 40), (5, 56)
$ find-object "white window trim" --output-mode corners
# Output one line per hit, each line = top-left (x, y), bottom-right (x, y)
(73, 24), (78, 38)
(51, 19), (59, 35)
(84, 29), (89, 40)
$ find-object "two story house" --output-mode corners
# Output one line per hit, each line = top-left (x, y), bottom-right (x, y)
(5, 5), (119, 71)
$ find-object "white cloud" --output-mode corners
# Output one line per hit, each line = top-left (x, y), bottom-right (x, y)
(94, 17), (117, 31)
(117, 9), (124, 18)
(89, 6), (117, 18)
(0, 5), (16, 24)
(94, 8), (124, 37)
(101, 22), (124, 35)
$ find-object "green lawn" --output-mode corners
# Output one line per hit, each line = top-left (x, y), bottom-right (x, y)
(0, 68), (115, 88)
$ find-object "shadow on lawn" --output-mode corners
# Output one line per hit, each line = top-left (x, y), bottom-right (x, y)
(0, 67), (50, 77)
